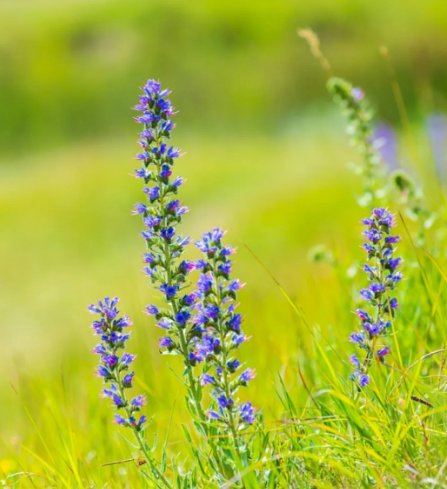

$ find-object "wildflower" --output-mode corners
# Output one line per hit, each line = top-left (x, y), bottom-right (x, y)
(327, 78), (385, 207)
(239, 401), (255, 424)
(358, 374), (370, 388)
(240, 368), (256, 384)
(89, 297), (171, 485)
(200, 374), (216, 386)
(159, 336), (174, 349)
(348, 208), (402, 389)
(90, 298), (146, 424)
(377, 346), (391, 357)
(193, 229), (257, 438)
(133, 80), (219, 447)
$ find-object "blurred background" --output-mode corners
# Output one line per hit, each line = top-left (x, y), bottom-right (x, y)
(1, 0), (447, 478)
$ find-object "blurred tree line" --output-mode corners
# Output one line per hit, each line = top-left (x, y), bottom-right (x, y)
(0, 0), (446, 156)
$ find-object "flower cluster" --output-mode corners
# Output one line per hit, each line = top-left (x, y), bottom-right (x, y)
(89, 297), (146, 429)
(132, 80), (199, 366)
(132, 80), (217, 440)
(188, 228), (256, 430)
(349, 208), (402, 387)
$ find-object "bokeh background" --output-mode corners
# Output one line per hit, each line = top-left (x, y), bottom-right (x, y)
(1, 0), (447, 479)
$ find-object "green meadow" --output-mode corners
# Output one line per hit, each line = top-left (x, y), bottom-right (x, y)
(1, 0), (447, 487)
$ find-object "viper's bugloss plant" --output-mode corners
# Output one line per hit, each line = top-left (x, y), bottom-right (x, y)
(131, 80), (209, 428)
(327, 77), (434, 243)
(89, 297), (171, 487)
(349, 208), (402, 388)
(191, 229), (256, 442)
(327, 78), (386, 207)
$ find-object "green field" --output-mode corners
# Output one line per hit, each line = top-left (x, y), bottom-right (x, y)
(2, 0), (447, 487)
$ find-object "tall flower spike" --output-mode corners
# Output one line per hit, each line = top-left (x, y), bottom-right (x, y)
(349, 208), (402, 388)
(327, 77), (385, 207)
(89, 297), (171, 487)
(191, 228), (256, 444)
(132, 80), (208, 430)
(328, 77), (432, 245)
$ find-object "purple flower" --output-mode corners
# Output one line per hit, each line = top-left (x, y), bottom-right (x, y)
(239, 402), (255, 424)
(363, 243), (375, 254)
(385, 235), (401, 244)
(144, 79), (162, 95)
(132, 203), (148, 215)
(93, 344), (107, 355)
(389, 298), (398, 309)
(228, 279), (244, 291)
(136, 114), (154, 124)
(207, 410), (221, 420)
(349, 331), (365, 344)
(200, 374), (216, 386)
(159, 336), (174, 348)
(179, 260), (195, 274)
(160, 227), (175, 241)
(373, 208), (387, 219)
(160, 284), (178, 299)
(352, 87), (364, 101)
(349, 208), (402, 386)
(227, 313), (242, 332)
(370, 283), (385, 294)
(377, 347), (391, 357)
(189, 351), (205, 365)
(182, 293), (197, 306)
(388, 257), (402, 270)
(217, 395), (233, 409)
(355, 309), (370, 321)
(121, 353), (136, 366)
(143, 186), (160, 201)
(175, 311), (191, 326)
(145, 304), (159, 315)
(227, 359), (241, 372)
(363, 264), (377, 275)
(157, 318), (172, 330)
(134, 167), (151, 179)
(359, 374), (370, 387)
(131, 395), (146, 408)
(114, 316), (132, 328)
(349, 354), (361, 368)
(240, 368), (256, 383)
(360, 289), (374, 301)
(114, 414), (126, 425)
(364, 229), (382, 243)
(144, 215), (162, 228)
(167, 146), (181, 159)
(103, 355), (118, 368)
(197, 335), (220, 357)
(123, 372), (135, 387)
(112, 394), (126, 407)
(172, 176), (184, 187)
(218, 261), (232, 274)
(143, 253), (156, 264)
(364, 322), (381, 336)
(197, 274), (213, 294)
(203, 304), (220, 320)
(137, 415), (147, 426)
(160, 164), (172, 178)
